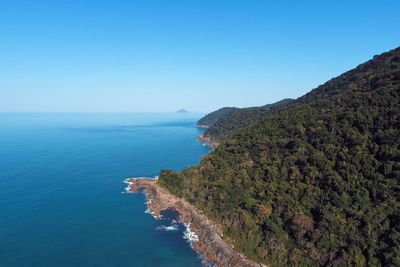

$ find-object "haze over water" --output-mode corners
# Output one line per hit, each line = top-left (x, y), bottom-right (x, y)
(0, 113), (208, 267)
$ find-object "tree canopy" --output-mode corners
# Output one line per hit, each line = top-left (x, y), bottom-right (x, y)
(202, 98), (293, 141)
(197, 107), (237, 127)
(159, 47), (400, 266)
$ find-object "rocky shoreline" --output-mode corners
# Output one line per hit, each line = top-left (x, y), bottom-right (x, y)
(125, 178), (263, 267)
(196, 124), (209, 129)
(197, 134), (219, 149)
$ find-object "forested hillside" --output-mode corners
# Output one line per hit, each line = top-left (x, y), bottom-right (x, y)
(203, 98), (293, 142)
(158, 47), (400, 266)
(197, 107), (237, 127)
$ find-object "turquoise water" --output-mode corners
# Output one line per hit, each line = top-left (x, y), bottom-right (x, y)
(0, 113), (209, 267)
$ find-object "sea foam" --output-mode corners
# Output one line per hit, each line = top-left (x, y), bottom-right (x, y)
(183, 223), (199, 244)
(156, 225), (179, 231)
(122, 176), (158, 193)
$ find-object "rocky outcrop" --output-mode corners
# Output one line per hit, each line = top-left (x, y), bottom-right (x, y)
(125, 178), (263, 267)
(197, 134), (219, 149)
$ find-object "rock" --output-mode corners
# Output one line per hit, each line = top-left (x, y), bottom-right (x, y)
(125, 178), (263, 267)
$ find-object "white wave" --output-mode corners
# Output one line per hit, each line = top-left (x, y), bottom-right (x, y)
(156, 225), (179, 231)
(144, 208), (157, 218)
(123, 179), (134, 193)
(126, 176), (158, 181)
(123, 176), (158, 193)
(183, 223), (199, 243)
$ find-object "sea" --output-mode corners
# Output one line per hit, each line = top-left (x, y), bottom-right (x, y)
(0, 113), (210, 267)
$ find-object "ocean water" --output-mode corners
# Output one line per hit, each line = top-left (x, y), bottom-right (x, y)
(0, 113), (209, 267)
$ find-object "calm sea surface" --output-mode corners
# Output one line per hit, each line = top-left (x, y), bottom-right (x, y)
(0, 113), (209, 267)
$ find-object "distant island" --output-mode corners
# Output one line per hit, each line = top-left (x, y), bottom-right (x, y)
(176, 109), (190, 113)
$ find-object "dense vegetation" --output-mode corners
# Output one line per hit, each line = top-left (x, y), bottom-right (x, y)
(159, 47), (400, 266)
(197, 107), (237, 127)
(203, 98), (293, 141)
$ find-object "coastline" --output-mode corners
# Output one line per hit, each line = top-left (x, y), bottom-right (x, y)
(196, 124), (209, 129)
(125, 178), (263, 267)
(197, 134), (219, 149)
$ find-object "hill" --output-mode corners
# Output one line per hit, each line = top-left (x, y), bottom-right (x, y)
(158, 47), (400, 266)
(202, 98), (293, 142)
(197, 107), (237, 128)
(176, 109), (190, 113)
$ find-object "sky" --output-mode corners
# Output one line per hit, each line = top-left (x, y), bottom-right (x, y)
(0, 0), (399, 113)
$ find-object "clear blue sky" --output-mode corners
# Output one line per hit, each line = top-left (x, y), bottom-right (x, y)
(1, 0), (399, 112)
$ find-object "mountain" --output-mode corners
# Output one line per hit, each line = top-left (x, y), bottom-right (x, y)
(176, 109), (190, 113)
(197, 107), (237, 128)
(201, 98), (294, 142)
(158, 47), (400, 266)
